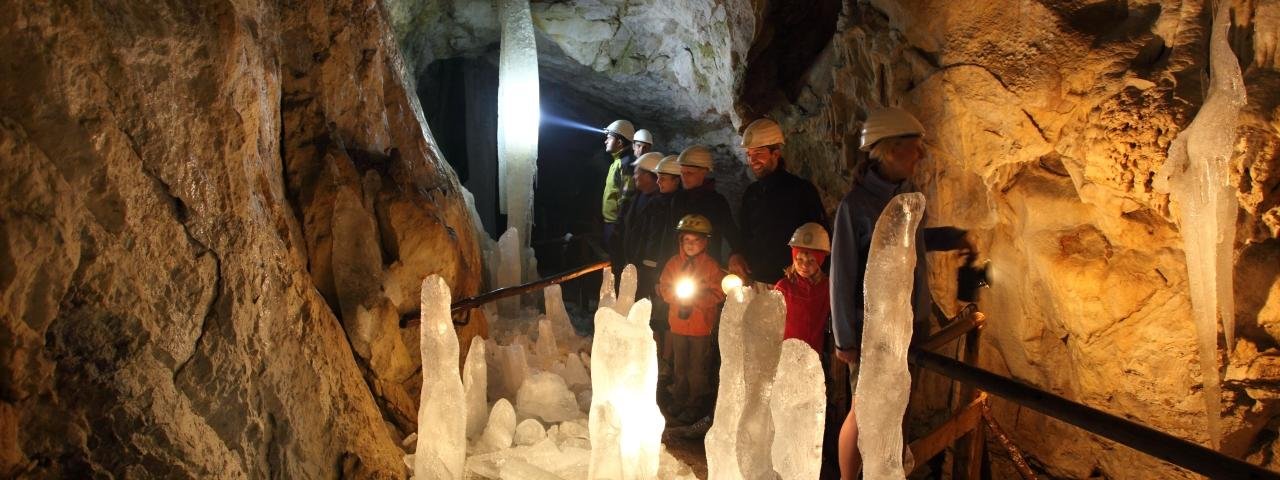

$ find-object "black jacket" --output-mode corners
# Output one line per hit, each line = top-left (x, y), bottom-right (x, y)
(672, 180), (741, 264)
(739, 165), (827, 284)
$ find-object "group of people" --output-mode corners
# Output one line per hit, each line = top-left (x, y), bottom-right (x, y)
(594, 107), (970, 479)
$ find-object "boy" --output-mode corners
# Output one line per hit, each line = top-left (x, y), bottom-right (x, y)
(774, 222), (831, 353)
(658, 214), (725, 425)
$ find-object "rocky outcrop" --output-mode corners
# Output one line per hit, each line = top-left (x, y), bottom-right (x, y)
(762, 0), (1280, 477)
(0, 0), (482, 477)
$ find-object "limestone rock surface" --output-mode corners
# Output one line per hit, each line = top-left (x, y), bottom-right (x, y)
(0, 0), (483, 476)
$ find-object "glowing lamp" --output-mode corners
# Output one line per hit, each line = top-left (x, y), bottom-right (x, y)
(675, 278), (696, 301)
(721, 274), (743, 294)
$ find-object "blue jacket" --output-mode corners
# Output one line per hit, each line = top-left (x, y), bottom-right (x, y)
(829, 167), (966, 351)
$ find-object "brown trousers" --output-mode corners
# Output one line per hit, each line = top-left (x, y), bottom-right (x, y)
(669, 333), (714, 414)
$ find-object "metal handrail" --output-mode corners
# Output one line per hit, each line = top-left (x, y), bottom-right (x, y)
(400, 260), (610, 328)
(908, 348), (1280, 479)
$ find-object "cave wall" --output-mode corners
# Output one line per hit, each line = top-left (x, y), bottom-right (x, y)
(758, 0), (1280, 477)
(0, 0), (483, 476)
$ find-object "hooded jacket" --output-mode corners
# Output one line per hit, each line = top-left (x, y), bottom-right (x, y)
(829, 167), (967, 351)
(775, 267), (830, 353)
(602, 149), (637, 223)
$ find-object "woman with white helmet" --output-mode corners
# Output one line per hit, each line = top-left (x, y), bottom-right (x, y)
(830, 107), (970, 478)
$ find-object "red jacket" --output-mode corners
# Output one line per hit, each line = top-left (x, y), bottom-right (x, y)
(774, 268), (830, 352)
(658, 252), (725, 336)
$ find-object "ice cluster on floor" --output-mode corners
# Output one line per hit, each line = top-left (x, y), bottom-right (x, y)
(407, 260), (696, 479)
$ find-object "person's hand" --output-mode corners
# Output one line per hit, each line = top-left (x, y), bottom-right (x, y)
(835, 348), (859, 365)
(728, 254), (751, 280)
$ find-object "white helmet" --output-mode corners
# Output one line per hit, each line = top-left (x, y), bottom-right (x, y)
(788, 222), (831, 252)
(635, 152), (664, 173)
(603, 120), (636, 142)
(634, 129), (654, 145)
(740, 118), (785, 149)
(677, 145), (714, 171)
(656, 156), (682, 175)
(859, 107), (925, 151)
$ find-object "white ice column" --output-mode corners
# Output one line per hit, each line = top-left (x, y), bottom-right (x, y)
(855, 193), (925, 480)
(497, 0), (540, 250)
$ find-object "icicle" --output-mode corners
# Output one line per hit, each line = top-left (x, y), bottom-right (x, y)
(497, 0), (540, 251)
(1153, 0), (1246, 449)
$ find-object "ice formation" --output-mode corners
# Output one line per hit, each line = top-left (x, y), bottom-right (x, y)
(533, 317), (559, 371)
(414, 276), (466, 479)
(855, 193), (925, 479)
(496, 0), (539, 249)
(705, 285), (754, 480)
(477, 399), (518, 454)
(497, 228), (523, 315)
(614, 264), (638, 315)
(770, 339), (827, 479)
(517, 371), (583, 423)
(464, 336), (489, 440)
(1152, 0), (1247, 449)
(486, 339), (530, 402)
(544, 284), (576, 342)
(515, 419), (548, 446)
(588, 299), (664, 479)
(735, 289), (787, 479)
(599, 266), (617, 311)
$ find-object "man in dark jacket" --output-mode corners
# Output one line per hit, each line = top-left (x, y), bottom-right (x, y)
(671, 145), (742, 264)
(614, 152), (664, 283)
(733, 118), (827, 285)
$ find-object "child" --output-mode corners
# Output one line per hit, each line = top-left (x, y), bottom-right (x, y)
(658, 214), (725, 425)
(773, 222), (831, 353)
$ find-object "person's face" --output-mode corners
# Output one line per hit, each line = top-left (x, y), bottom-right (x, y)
(657, 173), (680, 193)
(632, 141), (651, 157)
(680, 233), (708, 257)
(793, 249), (822, 279)
(746, 146), (781, 179)
(680, 165), (708, 189)
(604, 133), (623, 153)
(634, 170), (658, 194)
(881, 137), (925, 180)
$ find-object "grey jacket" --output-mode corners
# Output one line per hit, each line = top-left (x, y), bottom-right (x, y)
(829, 167), (966, 351)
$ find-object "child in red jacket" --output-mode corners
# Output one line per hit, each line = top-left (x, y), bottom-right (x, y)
(658, 214), (725, 424)
(774, 223), (830, 353)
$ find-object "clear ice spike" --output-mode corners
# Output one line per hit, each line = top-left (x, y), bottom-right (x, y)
(770, 339), (827, 480)
(855, 192), (925, 480)
(414, 275), (466, 479)
(463, 336), (489, 441)
(705, 285), (754, 480)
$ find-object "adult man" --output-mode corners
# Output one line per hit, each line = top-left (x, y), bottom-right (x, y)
(633, 129), (655, 158)
(732, 118), (827, 285)
(673, 145), (741, 263)
(614, 152), (664, 279)
(600, 119), (637, 246)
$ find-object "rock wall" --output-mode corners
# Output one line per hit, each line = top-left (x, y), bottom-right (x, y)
(0, 0), (483, 476)
(760, 0), (1280, 477)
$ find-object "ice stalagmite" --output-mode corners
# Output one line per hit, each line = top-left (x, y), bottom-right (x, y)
(705, 286), (754, 480)
(589, 299), (663, 479)
(735, 289), (787, 479)
(599, 266), (617, 311)
(1153, 0), (1246, 449)
(855, 192), (925, 480)
(544, 284), (575, 342)
(497, 228), (523, 316)
(414, 276), (466, 479)
(615, 264), (638, 315)
(770, 339), (826, 479)
(496, 0), (539, 251)
(463, 336), (489, 441)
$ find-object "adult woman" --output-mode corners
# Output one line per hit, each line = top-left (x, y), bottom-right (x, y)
(829, 107), (970, 478)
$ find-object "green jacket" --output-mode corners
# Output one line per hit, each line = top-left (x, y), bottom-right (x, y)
(602, 151), (635, 223)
